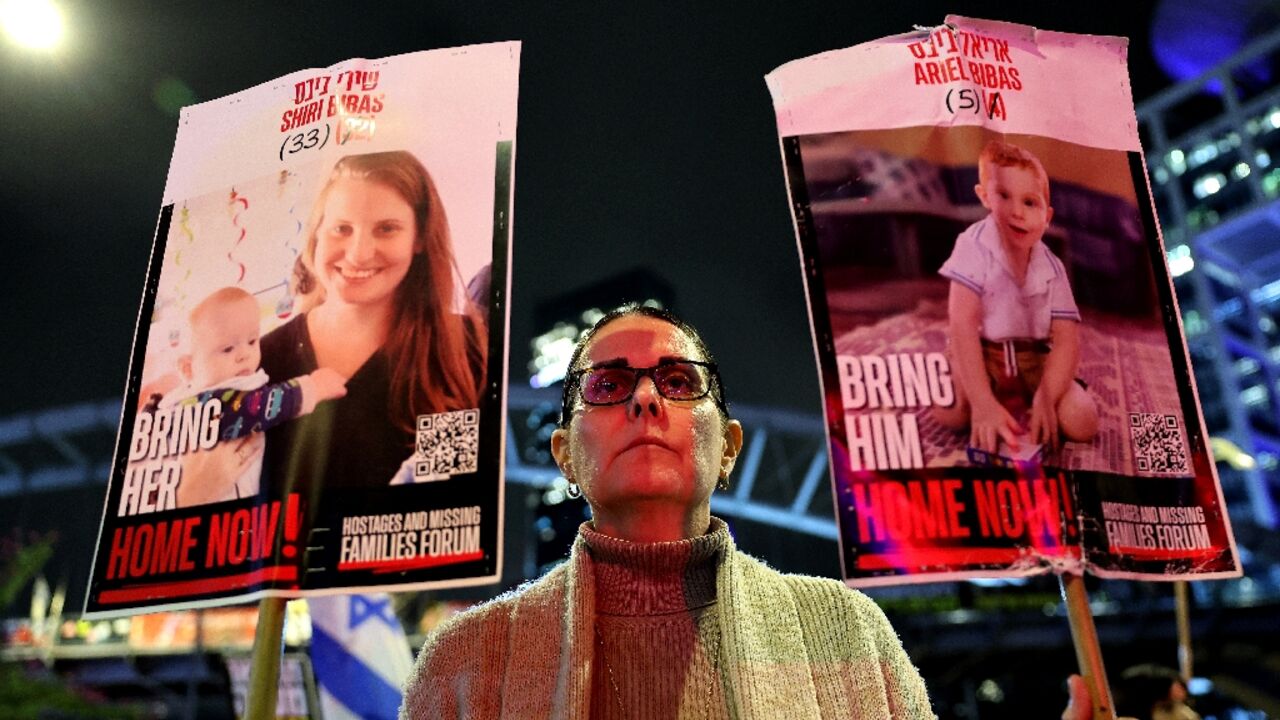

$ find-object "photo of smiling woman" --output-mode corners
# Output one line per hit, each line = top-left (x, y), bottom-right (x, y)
(202, 151), (487, 498)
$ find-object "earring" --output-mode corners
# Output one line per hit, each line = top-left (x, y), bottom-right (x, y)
(562, 466), (582, 499)
(716, 471), (730, 492)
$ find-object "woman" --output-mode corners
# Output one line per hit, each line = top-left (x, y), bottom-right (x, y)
(401, 304), (934, 719)
(1113, 665), (1200, 720)
(189, 151), (486, 496)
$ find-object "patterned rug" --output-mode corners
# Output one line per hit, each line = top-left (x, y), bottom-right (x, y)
(831, 297), (1187, 476)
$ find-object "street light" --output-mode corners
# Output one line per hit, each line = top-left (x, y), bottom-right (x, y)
(1, 0), (65, 51)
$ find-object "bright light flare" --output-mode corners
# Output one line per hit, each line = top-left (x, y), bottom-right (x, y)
(1167, 244), (1194, 278)
(1210, 436), (1258, 470)
(1, 0), (65, 51)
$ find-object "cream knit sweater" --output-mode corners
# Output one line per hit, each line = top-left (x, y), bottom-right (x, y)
(401, 518), (935, 719)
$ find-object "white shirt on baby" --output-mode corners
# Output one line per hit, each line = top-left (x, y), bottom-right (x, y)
(938, 215), (1080, 341)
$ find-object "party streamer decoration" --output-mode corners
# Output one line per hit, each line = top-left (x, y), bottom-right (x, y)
(175, 205), (196, 291)
(228, 188), (250, 283)
(278, 170), (299, 319)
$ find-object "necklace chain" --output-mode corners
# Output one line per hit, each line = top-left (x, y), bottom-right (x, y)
(593, 620), (722, 719)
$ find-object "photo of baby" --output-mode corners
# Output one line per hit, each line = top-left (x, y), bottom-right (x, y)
(797, 126), (1190, 477)
(125, 148), (495, 513)
(147, 286), (347, 508)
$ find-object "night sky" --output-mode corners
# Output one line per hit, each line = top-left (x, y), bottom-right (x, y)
(2, 1), (1171, 419)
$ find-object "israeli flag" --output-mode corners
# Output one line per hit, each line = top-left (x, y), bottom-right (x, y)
(308, 594), (415, 720)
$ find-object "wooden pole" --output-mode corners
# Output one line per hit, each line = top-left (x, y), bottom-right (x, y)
(246, 597), (288, 720)
(1059, 572), (1116, 720)
(1174, 580), (1193, 680)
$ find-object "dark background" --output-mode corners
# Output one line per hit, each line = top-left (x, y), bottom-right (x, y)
(1, 1), (1168, 419)
(7, 2), (1277, 718)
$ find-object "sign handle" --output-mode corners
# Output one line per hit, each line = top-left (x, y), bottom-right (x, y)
(1174, 580), (1193, 679)
(246, 597), (287, 720)
(1059, 572), (1116, 720)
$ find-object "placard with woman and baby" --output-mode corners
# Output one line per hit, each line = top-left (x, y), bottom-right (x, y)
(86, 43), (519, 616)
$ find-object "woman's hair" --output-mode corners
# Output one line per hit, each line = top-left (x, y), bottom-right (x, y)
(558, 303), (728, 428)
(1114, 664), (1184, 719)
(294, 151), (485, 432)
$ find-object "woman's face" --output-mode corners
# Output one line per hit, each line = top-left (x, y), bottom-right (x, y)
(551, 315), (741, 523)
(312, 176), (419, 309)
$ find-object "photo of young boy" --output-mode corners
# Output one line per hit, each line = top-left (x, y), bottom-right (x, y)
(796, 126), (1190, 477)
(933, 141), (1099, 459)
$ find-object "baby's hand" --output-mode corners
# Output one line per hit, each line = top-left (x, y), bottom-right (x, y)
(970, 398), (1021, 454)
(1030, 391), (1060, 453)
(299, 368), (348, 414)
(309, 368), (348, 401)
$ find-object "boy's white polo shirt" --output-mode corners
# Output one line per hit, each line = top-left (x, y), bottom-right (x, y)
(939, 215), (1080, 342)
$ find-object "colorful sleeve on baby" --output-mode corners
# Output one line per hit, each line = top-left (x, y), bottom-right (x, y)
(201, 379), (306, 441)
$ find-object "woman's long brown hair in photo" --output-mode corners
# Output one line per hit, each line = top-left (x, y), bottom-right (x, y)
(293, 151), (485, 430)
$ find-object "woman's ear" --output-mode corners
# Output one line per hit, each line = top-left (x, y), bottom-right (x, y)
(720, 419), (744, 478)
(550, 426), (572, 480)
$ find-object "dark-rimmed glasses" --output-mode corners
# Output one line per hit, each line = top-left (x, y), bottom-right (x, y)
(567, 360), (720, 408)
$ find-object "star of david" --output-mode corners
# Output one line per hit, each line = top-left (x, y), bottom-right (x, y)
(348, 595), (399, 631)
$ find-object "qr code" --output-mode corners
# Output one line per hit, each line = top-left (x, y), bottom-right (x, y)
(414, 409), (480, 479)
(1130, 413), (1188, 474)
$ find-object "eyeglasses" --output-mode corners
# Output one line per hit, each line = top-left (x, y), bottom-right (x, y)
(567, 360), (720, 407)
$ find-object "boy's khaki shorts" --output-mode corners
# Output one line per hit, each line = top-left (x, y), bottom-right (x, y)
(981, 338), (1048, 406)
